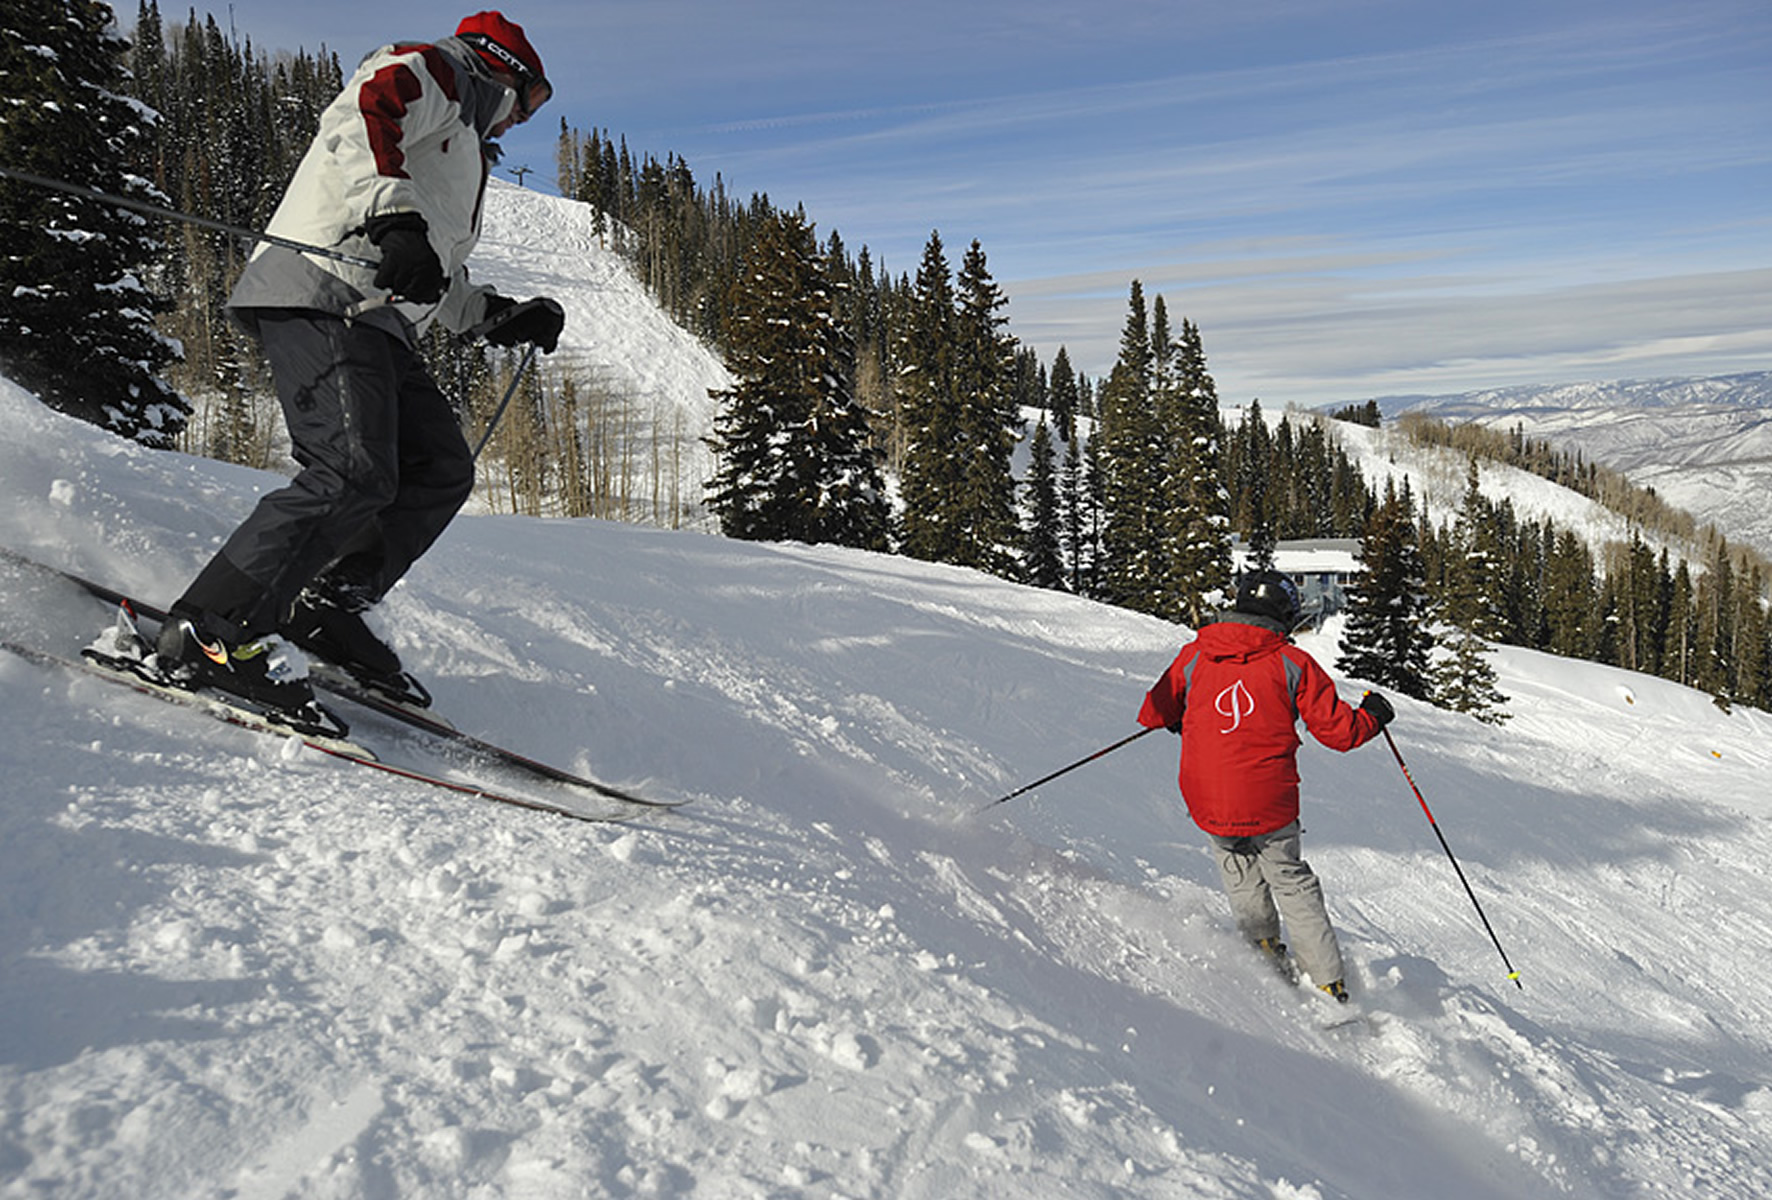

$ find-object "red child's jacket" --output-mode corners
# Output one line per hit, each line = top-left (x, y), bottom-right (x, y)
(1137, 615), (1382, 837)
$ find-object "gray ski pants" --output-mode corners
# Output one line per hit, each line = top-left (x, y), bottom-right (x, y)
(177, 309), (474, 639)
(1208, 821), (1344, 986)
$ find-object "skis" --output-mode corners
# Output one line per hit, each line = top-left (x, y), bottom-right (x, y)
(4, 636), (373, 759)
(1246, 938), (1380, 1033)
(4, 636), (652, 825)
(302, 661), (670, 806)
(1, 546), (682, 820)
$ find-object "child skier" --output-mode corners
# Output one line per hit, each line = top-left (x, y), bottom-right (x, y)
(1137, 569), (1393, 1000)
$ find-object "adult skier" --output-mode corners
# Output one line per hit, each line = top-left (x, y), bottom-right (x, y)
(1136, 569), (1394, 1001)
(148, 11), (565, 725)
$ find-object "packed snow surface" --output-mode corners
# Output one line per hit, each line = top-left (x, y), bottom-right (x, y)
(5, 378), (1772, 1199)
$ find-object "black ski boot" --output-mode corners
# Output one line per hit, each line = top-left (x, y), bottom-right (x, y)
(283, 591), (432, 708)
(151, 606), (345, 736)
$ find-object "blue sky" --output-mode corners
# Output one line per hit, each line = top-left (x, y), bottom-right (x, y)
(142, 1), (1769, 406)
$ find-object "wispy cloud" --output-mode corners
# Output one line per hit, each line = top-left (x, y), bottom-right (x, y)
(1008, 264), (1772, 402)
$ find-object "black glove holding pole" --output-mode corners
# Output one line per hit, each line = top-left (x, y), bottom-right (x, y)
(366, 212), (446, 304)
(1360, 690), (1395, 728)
(480, 293), (565, 354)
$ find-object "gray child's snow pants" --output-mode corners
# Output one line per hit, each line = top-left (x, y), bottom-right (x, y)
(1208, 820), (1343, 986)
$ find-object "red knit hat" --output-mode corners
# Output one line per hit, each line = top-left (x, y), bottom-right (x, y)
(456, 12), (550, 115)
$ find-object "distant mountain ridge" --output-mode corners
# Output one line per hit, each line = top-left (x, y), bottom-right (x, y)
(1367, 371), (1772, 560)
(1375, 371), (1772, 416)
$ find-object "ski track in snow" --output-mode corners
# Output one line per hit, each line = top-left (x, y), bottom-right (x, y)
(5, 199), (1772, 1196)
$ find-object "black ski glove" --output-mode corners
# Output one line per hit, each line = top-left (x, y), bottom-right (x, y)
(482, 294), (565, 354)
(366, 212), (446, 303)
(1360, 691), (1395, 728)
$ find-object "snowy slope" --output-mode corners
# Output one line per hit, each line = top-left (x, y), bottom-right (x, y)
(6, 368), (1772, 1198)
(1376, 373), (1772, 560)
(1239, 403), (1684, 574)
(1326, 416), (1657, 558)
(471, 179), (731, 514)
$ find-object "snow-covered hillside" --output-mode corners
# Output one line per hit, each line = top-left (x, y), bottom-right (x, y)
(472, 179), (731, 516)
(1376, 373), (1772, 560)
(1229, 401), (1698, 586)
(7, 358), (1772, 1197)
(1326, 416), (1667, 562)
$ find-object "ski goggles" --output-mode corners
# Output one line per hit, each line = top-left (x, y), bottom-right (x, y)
(511, 72), (553, 122)
(459, 33), (553, 122)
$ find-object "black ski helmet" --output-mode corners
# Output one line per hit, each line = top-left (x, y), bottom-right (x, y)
(1234, 569), (1301, 628)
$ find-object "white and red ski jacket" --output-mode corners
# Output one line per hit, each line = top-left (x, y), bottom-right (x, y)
(227, 36), (513, 341)
(1137, 614), (1382, 837)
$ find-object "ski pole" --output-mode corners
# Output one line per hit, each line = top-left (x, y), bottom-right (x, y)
(472, 343), (540, 460)
(0, 165), (379, 270)
(1381, 725), (1523, 989)
(979, 726), (1157, 812)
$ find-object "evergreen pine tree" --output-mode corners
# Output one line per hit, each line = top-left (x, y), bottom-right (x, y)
(1693, 536), (1735, 705)
(895, 232), (962, 563)
(1269, 417), (1299, 537)
(1048, 346), (1080, 441)
(1231, 401), (1278, 571)
(1612, 532), (1667, 675)
(1485, 498), (1529, 647)
(1339, 479), (1434, 699)
(1431, 459), (1509, 722)
(1294, 420), (1335, 537)
(1447, 458), (1508, 640)
(0, 0), (187, 445)
(950, 239), (1023, 577)
(1649, 547), (1676, 676)
(1417, 513), (1446, 596)
(1023, 417), (1064, 589)
(1148, 297), (1184, 604)
(1167, 317), (1232, 623)
(1544, 529), (1599, 659)
(1329, 444), (1372, 535)
(1667, 561), (1697, 686)
(1248, 523), (1278, 571)
(1512, 519), (1551, 651)
(706, 208), (887, 547)
(805, 239), (891, 550)
(1733, 566), (1770, 710)
(1234, 400), (1273, 537)
(1432, 618), (1510, 723)
(1094, 281), (1164, 612)
(128, 3), (166, 155)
